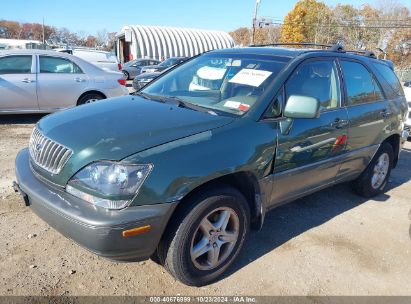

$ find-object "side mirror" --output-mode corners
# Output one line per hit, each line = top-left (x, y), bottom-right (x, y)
(284, 95), (320, 119)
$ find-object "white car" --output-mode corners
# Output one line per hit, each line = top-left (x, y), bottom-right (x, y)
(57, 48), (122, 73)
(0, 49), (129, 114)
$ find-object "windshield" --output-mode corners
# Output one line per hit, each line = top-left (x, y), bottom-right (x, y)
(159, 58), (178, 67)
(142, 53), (288, 116)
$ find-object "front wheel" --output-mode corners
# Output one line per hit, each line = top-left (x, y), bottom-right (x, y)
(353, 142), (394, 197)
(157, 187), (250, 286)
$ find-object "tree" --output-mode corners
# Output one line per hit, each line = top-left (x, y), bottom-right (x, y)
(0, 20), (23, 39)
(229, 27), (251, 46)
(280, 0), (331, 43)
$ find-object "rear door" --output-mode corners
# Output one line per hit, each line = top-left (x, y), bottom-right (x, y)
(337, 59), (389, 179)
(270, 58), (349, 206)
(0, 54), (38, 111)
(37, 55), (88, 110)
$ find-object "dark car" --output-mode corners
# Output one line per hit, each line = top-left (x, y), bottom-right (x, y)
(14, 44), (408, 286)
(140, 57), (187, 74)
(404, 81), (411, 88)
(122, 58), (160, 80)
(132, 71), (162, 90)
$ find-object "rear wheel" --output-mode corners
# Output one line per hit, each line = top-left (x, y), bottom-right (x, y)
(353, 142), (394, 197)
(77, 92), (105, 106)
(123, 71), (129, 80)
(157, 187), (250, 286)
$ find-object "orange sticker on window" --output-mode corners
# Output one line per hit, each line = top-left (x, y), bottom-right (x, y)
(239, 104), (250, 112)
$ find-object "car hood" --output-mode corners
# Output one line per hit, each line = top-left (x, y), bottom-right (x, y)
(135, 72), (161, 80)
(35, 95), (234, 185)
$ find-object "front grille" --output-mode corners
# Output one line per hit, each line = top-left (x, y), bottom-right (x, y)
(29, 127), (73, 174)
(404, 125), (411, 132)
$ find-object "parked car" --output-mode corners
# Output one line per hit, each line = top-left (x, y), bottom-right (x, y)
(122, 58), (160, 80)
(132, 71), (162, 90)
(404, 81), (411, 88)
(14, 44), (408, 286)
(57, 48), (122, 73)
(141, 57), (187, 74)
(0, 49), (128, 113)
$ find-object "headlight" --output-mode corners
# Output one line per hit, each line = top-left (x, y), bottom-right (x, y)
(66, 161), (153, 210)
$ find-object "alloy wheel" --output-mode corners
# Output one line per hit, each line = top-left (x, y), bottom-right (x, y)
(371, 152), (390, 189)
(190, 207), (240, 271)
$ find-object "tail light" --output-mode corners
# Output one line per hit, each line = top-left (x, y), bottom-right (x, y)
(118, 63), (122, 71)
(118, 79), (126, 86)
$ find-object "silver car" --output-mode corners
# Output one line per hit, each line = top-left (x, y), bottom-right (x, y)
(0, 50), (129, 114)
(122, 58), (160, 80)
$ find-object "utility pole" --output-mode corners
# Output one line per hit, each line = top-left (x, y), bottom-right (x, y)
(42, 17), (45, 45)
(252, 0), (261, 45)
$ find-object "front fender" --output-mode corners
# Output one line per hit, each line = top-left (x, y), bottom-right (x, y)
(123, 118), (278, 206)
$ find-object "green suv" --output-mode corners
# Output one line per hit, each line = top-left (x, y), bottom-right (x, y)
(14, 44), (408, 286)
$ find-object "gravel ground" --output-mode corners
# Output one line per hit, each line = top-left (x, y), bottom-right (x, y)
(0, 114), (410, 296)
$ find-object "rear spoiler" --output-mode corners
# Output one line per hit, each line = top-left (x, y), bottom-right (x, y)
(380, 59), (395, 70)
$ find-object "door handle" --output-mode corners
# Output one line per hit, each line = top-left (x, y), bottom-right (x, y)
(330, 118), (348, 129)
(380, 109), (392, 119)
(21, 78), (35, 83)
(74, 77), (86, 83)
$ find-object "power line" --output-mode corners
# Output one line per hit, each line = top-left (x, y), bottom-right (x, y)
(269, 21), (411, 29)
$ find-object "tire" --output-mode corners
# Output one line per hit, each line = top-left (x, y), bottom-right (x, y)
(77, 93), (105, 106)
(157, 186), (250, 286)
(353, 142), (394, 198)
(123, 71), (129, 80)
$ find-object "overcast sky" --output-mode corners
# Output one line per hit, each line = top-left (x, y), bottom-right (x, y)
(2, 0), (410, 35)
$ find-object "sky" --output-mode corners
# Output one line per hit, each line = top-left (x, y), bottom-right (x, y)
(1, 0), (410, 35)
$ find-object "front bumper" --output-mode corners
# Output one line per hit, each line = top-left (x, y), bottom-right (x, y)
(132, 80), (150, 91)
(15, 148), (177, 261)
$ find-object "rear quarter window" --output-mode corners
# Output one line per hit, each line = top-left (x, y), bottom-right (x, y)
(373, 62), (404, 98)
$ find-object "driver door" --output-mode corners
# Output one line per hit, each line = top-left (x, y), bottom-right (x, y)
(270, 58), (349, 206)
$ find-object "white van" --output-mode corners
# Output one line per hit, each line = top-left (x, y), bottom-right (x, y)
(57, 49), (121, 73)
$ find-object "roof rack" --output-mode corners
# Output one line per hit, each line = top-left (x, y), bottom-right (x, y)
(249, 42), (344, 52)
(344, 50), (377, 59)
(249, 42), (380, 59)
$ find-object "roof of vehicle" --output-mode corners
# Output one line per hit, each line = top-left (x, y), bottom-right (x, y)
(72, 48), (114, 54)
(212, 47), (307, 58)
(0, 49), (118, 74)
(209, 45), (393, 68)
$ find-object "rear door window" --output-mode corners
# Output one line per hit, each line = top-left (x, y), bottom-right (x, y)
(39, 56), (83, 74)
(340, 60), (383, 105)
(0, 55), (32, 74)
(373, 62), (404, 97)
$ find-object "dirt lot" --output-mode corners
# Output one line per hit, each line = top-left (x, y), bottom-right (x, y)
(0, 114), (410, 296)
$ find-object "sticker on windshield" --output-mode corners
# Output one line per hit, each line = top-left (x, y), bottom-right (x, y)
(224, 100), (241, 109)
(223, 101), (251, 112)
(229, 69), (272, 87)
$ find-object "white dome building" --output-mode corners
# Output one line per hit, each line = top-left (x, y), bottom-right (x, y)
(116, 25), (234, 63)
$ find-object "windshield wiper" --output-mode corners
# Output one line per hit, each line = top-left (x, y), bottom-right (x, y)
(132, 91), (155, 100)
(156, 95), (218, 115)
(134, 93), (219, 115)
